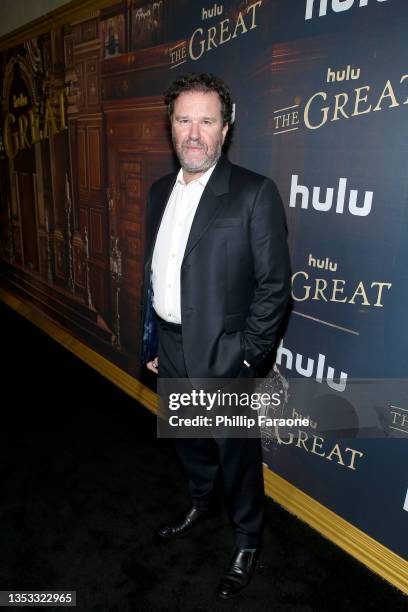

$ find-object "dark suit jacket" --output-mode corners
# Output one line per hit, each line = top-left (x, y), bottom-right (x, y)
(141, 154), (291, 378)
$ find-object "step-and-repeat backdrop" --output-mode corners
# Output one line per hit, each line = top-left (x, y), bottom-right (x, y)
(0, 0), (406, 560)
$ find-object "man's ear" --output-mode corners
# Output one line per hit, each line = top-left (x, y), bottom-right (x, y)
(222, 123), (229, 143)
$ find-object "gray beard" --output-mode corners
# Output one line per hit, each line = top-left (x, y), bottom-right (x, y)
(174, 139), (222, 175)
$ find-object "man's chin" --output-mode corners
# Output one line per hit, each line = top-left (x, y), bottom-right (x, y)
(183, 165), (207, 174)
(180, 155), (218, 175)
(181, 160), (210, 174)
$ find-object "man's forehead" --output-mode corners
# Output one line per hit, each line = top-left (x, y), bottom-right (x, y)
(174, 90), (222, 114)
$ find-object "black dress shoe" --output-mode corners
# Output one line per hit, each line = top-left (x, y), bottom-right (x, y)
(157, 506), (214, 539)
(215, 547), (261, 599)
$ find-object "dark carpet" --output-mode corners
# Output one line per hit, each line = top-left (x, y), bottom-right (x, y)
(0, 301), (406, 612)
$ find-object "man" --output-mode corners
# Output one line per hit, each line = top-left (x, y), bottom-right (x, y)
(142, 73), (290, 599)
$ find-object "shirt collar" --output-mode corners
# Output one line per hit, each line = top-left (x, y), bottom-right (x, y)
(176, 162), (217, 188)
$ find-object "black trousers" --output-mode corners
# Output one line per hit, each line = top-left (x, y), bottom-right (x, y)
(157, 317), (265, 548)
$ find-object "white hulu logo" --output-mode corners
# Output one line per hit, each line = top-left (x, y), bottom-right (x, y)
(305, 0), (387, 21)
(289, 175), (373, 217)
(276, 341), (348, 392)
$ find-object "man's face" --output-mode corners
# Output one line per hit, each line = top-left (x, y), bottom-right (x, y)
(171, 90), (228, 180)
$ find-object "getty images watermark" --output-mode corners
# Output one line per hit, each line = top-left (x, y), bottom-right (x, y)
(157, 378), (310, 438)
(167, 388), (309, 429)
(157, 375), (408, 440)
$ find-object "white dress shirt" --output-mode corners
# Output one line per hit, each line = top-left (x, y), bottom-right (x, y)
(151, 164), (216, 324)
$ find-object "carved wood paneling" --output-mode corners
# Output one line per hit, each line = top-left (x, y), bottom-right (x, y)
(64, 35), (75, 68)
(11, 173), (20, 220)
(86, 58), (99, 106)
(49, 131), (68, 231)
(88, 127), (101, 190)
(76, 52), (100, 111)
(76, 60), (84, 107)
(19, 172), (39, 272)
(100, 43), (171, 101)
(119, 156), (143, 219)
(89, 207), (105, 257)
(90, 264), (110, 321)
(79, 206), (88, 236)
(54, 232), (66, 280)
(34, 144), (46, 231)
(12, 226), (22, 263)
(76, 207), (91, 291)
(73, 236), (86, 288)
(119, 272), (142, 349)
(78, 128), (88, 190)
(108, 123), (142, 140)
(38, 234), (49, 278)
(124, 225), (142, 261)
(67, 119), (79, 231)
(104, 97), (176, 352)
(82, 19), (98, 42)
(78, 121), (103, 199)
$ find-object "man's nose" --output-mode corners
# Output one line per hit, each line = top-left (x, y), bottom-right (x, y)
(188, 121), (200, 140)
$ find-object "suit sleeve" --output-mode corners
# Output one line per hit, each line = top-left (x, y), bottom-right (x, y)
(243, 178), (291, 366)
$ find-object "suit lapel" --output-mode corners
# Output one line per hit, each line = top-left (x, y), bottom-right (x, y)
(183, 155), (231, 261)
